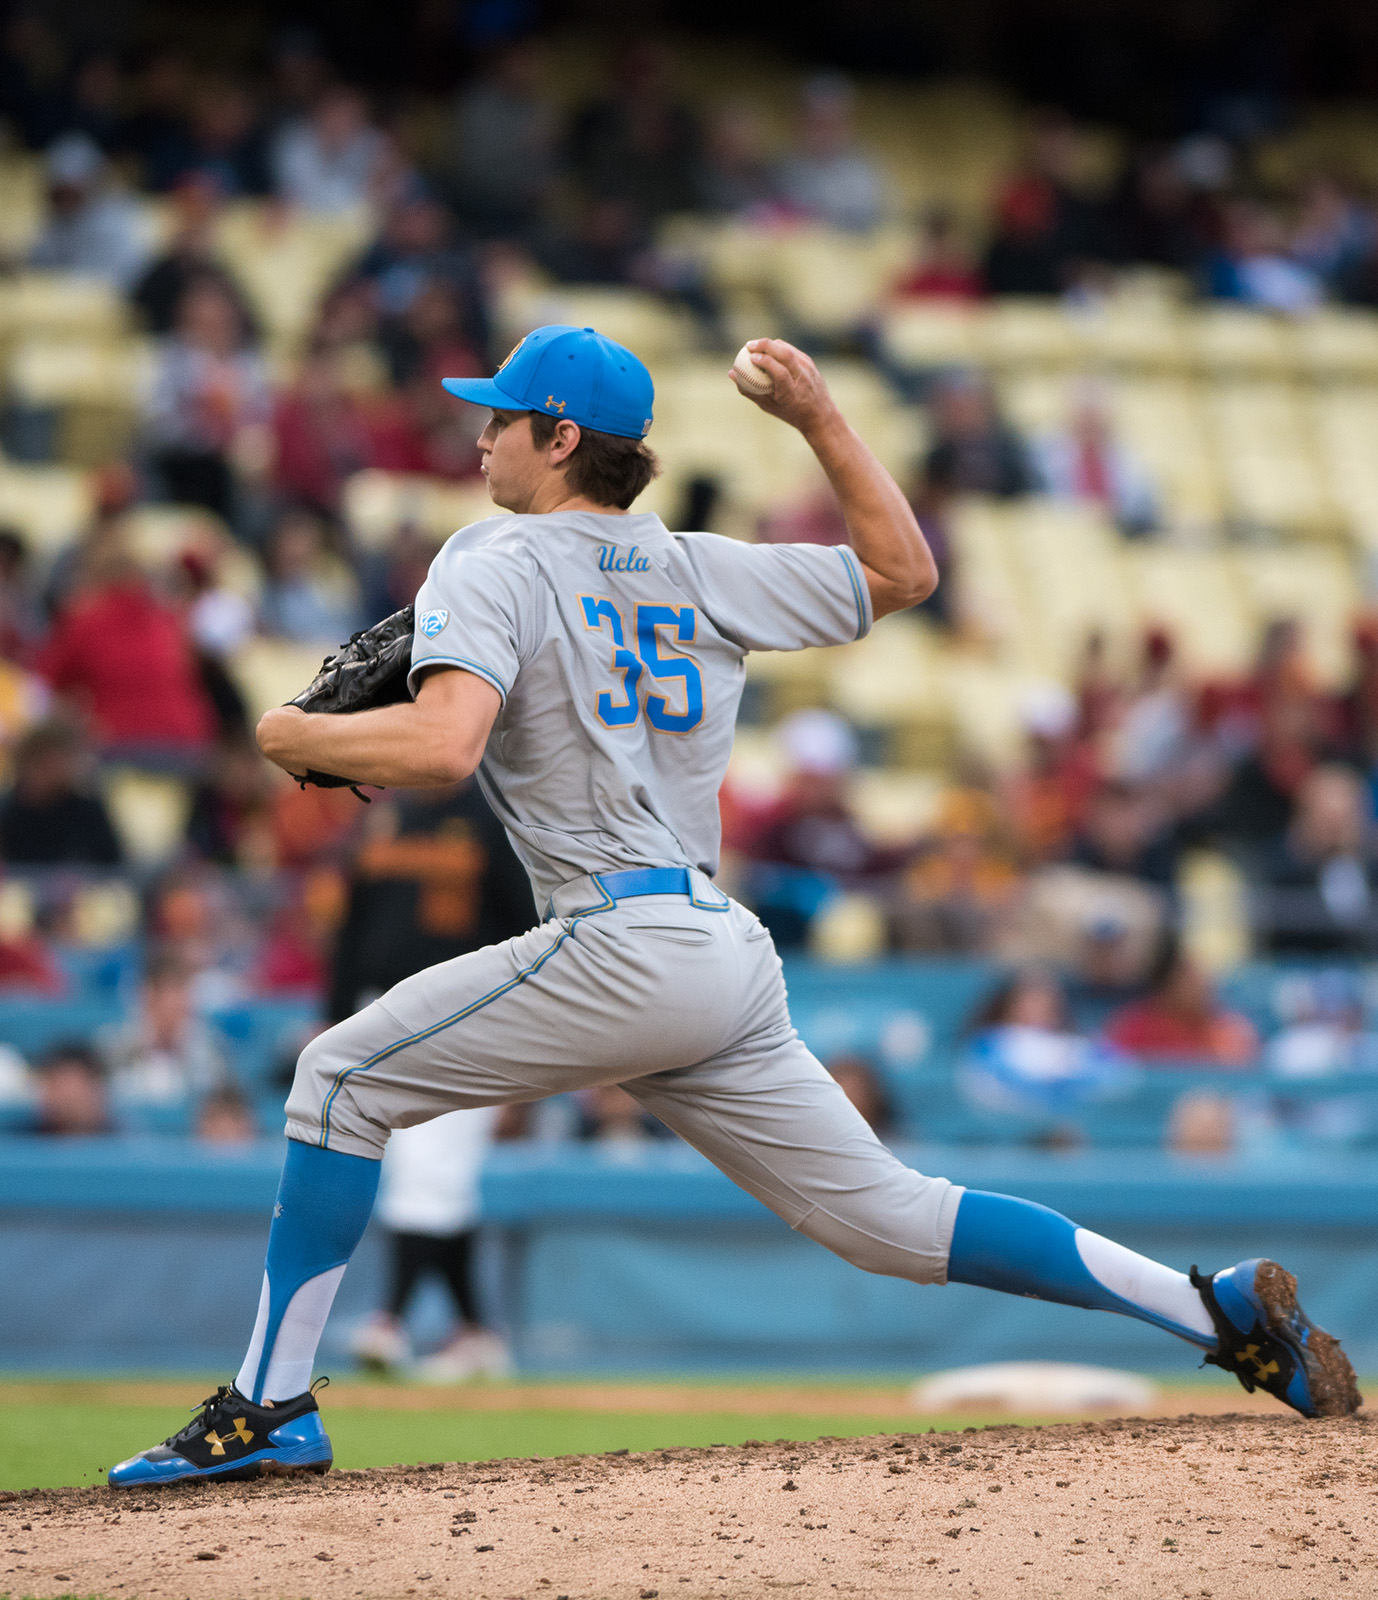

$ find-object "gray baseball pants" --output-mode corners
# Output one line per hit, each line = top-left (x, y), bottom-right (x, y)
(286, 872), (961, 1286)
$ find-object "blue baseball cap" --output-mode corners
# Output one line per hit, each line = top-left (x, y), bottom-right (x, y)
(441, 324), (654, 440)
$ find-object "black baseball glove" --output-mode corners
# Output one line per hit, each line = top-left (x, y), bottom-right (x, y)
(284, 603), (415, 797)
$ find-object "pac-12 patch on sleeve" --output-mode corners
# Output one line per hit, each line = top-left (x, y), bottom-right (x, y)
(418, 608), (449, 639)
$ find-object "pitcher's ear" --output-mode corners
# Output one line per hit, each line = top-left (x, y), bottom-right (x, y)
(549, 418), (582, 462)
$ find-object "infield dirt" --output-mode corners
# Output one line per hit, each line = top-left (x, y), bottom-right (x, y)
(3, 1410), (1375, 1600)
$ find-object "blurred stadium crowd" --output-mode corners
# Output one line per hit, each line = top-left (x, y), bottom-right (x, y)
(3, 18), (1378, 1155)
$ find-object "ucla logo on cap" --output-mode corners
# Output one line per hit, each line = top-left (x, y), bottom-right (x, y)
(496, 338), (526, 373)
(418, 608), (449, 639)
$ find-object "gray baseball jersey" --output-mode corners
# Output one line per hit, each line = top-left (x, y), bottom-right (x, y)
(286, 507), (959, 1303)
(406, 510), (872, 908)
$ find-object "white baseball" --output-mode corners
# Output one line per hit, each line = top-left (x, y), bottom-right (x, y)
(732, 342), (775, 397)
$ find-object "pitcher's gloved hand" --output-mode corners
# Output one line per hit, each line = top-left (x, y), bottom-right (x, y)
(283, 604), (416, 797)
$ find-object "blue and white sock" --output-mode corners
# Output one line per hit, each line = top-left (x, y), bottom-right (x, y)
(235, 1140), (381, 1403)
(948, 1190), (1216, 1349)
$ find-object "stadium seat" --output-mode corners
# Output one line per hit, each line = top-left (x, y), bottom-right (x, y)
(985, 299), (1081, 368)
(1230, 544), (1359, 688)
(1296, 308), (1378, 380)
(1190, 307), (1298, 377)
(212, 202), (374, 352)
(0, 273), (128, 340)
(1076, 293), (1191, 372)
(764, 226), (916, 339)
(494, 281), (697, 364)
(100, 770), (193, 866)
(230, 637), (338, 722)
(7, 335), (118, 406)
(1311, 386), (1378, 551)
(1120, 545), (1256, 678)
(0, 154), (44, 259)
(876, 302), (984, 371)
(1111, 376), (1223, 526)
(1207, 381), (1336, 533)
(341, 469), (496, 550)
(0, 463), (94, 554)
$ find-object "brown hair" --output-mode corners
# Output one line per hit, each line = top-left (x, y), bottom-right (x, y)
(527, 412), (660, 510)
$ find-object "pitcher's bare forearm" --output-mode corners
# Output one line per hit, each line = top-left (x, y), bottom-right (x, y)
(731, 339), (938, 618)
(256, 668), (500, 789)
(801, 406), (937, 615)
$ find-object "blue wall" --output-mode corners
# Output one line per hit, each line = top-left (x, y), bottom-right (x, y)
(4, 1138), (1377, 1376)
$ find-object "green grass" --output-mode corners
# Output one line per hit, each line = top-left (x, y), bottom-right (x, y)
(0, 1397), (967, 1492)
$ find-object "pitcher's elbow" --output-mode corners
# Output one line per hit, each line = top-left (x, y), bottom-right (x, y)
(901, 554), (939, 609)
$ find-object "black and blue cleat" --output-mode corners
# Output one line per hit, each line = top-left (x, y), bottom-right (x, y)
(108, 1383), (332, 1487)
(1192, 1258), (1361, 1419)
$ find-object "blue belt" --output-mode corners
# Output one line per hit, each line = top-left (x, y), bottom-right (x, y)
(596, 867), (692, 899)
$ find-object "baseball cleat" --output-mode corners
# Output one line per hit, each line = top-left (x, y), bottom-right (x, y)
(1191, 1258), (1361, 1419)
(108, 1383), (332, 1487)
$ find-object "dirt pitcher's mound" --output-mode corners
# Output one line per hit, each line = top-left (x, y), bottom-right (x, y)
(3, 1411), (1375, 1600)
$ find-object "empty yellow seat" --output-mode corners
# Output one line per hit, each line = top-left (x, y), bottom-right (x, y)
(0, 463), (94, 554)
(6, 337), (151, 406)
(342, 470), (494, 550)
(1190, 307), (1298, 376)
(0, 273), (128, 340)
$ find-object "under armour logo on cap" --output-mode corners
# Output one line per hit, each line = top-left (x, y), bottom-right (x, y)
(441, 326), (654, 440)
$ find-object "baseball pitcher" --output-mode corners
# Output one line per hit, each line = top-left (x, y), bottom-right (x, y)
(109, 327), (1358, 1485)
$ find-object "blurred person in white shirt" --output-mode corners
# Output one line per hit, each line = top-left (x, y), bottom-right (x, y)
(271, 85), (387, 214)
(775, 75), (886, 233)
(29, 133), (152, 290)
(350, 1106), (510, 1380)
(101, 950), (228, 1107)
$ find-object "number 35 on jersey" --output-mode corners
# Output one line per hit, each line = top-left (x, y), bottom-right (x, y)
(580, 596), (704, 734)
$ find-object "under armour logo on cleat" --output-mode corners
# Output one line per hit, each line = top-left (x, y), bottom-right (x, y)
(205, 1418), (254, 1457)
(1239, 1343), (1280, 1380)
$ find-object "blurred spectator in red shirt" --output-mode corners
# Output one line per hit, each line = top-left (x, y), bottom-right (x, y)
(983, 113), (1104, 297)
(252, 867), (344, 995)
(272, 347), (429, 514)
(37, 534), (215, 755)
(892, 207), (984, 301)
(750, 710), (893, 877)
(1104, 938), (1257, 1067)
(1333, 616), (1378, 771)
(0, 929), (64, 992)
(756, 485), (848, 547)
